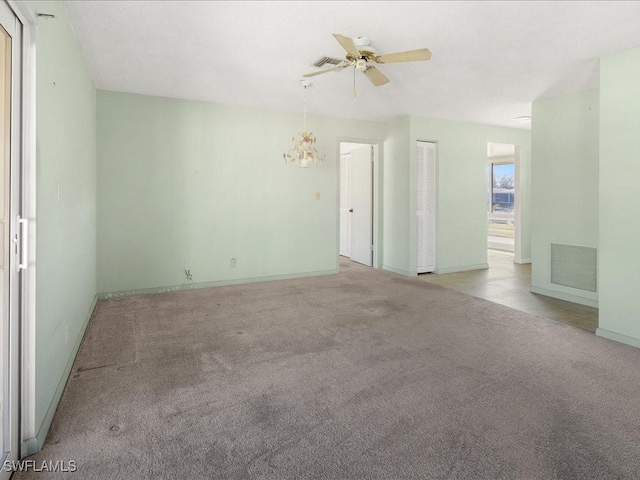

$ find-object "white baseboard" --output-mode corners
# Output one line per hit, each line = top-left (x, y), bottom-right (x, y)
(435, 263), (489, 274)
(515, 257), (531, 264)
(24, 294), (98, 456)
(381, 265), (414, 277)
(20, 437), (39, 458)
(596, 328), (640, 349)
(99, 269), (338, 299)
(529, 285), (598, 308)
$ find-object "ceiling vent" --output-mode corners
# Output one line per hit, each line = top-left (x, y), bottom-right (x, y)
(312, 56), (343, 68)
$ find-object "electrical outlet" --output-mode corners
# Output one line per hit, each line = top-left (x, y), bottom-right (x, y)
(230, 258), (237, 268)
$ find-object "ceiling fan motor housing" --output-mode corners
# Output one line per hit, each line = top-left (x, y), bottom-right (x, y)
(302, 33), (431, 88)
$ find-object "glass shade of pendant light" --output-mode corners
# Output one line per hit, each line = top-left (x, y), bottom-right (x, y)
(283, 80), (325, 168)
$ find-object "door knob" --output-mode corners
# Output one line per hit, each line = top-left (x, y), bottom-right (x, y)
(349, 208), (353, 213)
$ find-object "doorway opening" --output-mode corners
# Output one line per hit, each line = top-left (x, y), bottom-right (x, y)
(339, 142), (376, 267)
(487, 142), (517, 259)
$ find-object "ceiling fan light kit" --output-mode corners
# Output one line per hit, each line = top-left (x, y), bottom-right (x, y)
(283, 34), (430, 166)
(303, 33), (432, 92)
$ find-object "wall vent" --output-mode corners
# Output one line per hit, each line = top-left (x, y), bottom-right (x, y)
(550, 243), (597, 292)
(312, 56), (343, 68)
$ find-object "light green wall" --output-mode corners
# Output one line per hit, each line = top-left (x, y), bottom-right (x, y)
(97, 98), (531, 288)
(382, 116), (411, 275)
(96, 91), (383, 294)
(530, 89), (599, 306)
(22, 0), (640, 457)
(598, 46), (640, 346)
(409, 116), (531, 274)
(27, 1), (97, 442)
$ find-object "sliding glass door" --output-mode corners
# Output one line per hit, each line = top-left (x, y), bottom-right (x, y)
(0, 1), (22, 476)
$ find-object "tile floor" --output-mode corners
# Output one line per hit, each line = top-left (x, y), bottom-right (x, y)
(419, 250), (599, 332)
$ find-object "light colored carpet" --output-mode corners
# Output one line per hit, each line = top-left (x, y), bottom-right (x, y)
(17, 260), (640, 479)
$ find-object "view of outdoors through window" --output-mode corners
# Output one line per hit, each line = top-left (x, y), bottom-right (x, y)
(487, 163), (515, 251)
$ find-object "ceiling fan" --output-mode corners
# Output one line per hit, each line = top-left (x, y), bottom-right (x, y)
(303, 34), (431, 88)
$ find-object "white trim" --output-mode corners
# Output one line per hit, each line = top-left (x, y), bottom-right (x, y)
(338, 153), (350, 258)
(487, 149), (520, 260)
(6, 1), (34, 25)
(514, 146), (522, 263)
(99, 269), (339, 299)
(336, 138), (383, 270)
(381, 264), (415, 277)
(529, 285), (598, 308)
(596, 328), (640, 349)
(515, 257), (531, 264)
(435, 263), (489, 274)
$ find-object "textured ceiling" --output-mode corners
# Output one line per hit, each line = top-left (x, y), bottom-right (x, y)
(62, 1), (640, 129)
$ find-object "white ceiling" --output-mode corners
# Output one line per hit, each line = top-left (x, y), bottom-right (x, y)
(62, 1), (640, 129)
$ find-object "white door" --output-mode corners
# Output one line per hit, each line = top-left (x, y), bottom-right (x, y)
(339, 154), (350, 257)
(0, 1), (22, 476)
(349, 146), (373, 266)
(417, 141), (436, 273)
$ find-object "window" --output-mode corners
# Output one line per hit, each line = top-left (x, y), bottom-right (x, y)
(488, 163), (515, 213)
(487, 161), (515, 252)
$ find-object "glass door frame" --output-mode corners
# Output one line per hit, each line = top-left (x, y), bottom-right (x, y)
(2, 0), (36, 464)
(0, 0), (21, 474)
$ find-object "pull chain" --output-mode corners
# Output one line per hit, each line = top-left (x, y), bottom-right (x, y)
(303, 84), (308, 131)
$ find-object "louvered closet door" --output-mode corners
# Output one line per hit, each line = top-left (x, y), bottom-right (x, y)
(417, 141), (436, 273)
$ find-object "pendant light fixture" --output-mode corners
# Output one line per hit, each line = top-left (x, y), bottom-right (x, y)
(283, 80), (325, 168)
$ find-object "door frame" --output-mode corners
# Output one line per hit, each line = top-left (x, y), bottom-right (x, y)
(5, 0), (36, 459)
(486, 144), (522, 262)
(345, 145), (374, 267)
(487, 156), (515, 253)
(336, 138), (382, 269)
(338, 153), (350, 258)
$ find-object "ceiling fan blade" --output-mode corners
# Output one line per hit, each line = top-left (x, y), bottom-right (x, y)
(303, 64), (347, 77)
(363, 66), (389, 86)
(376, 48), (432, 64)
(333, 33), (361, 58)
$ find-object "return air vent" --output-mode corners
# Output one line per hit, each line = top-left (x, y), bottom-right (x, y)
(550, 244), (597, 292)
(312, 56), (343, 68)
